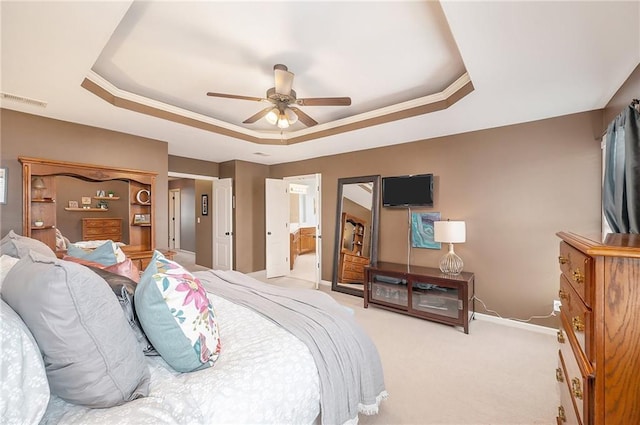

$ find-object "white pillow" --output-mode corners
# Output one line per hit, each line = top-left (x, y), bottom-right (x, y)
(0, 255), (20, 291)
(0, 299), (50, 424)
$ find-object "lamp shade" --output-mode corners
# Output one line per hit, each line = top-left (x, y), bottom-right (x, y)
(434, 221), (466, 243)
(32, 177), (46, 190)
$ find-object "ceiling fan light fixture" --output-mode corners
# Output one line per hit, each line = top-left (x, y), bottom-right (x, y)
(284, 107), (298, 125)
(265, 107), (279, 125)
(277, 115), (290, 129)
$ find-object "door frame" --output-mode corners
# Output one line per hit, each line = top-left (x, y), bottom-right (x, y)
(168, 172), (219, 266)
(282, 173), (322, 288)
(168, 188), (181, 250)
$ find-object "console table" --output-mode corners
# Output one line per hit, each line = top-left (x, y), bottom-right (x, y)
(364, 262), (475, 334)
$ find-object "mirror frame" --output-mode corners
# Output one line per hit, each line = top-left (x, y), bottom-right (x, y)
(331, 175), (381, 297)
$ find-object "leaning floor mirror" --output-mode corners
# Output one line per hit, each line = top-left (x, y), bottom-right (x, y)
(332, 175), (381, 297)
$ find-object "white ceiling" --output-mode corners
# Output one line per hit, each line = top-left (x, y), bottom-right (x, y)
(1, 1), (639, 166)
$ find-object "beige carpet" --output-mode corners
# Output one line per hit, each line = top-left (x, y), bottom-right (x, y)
(179, 251), (558, 425)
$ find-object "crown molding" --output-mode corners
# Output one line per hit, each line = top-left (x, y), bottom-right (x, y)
(82, 71), (473, 146)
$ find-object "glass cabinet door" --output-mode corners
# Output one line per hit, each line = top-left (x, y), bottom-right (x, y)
(370, 273), (408, 308)
(411, 281), (461, 319)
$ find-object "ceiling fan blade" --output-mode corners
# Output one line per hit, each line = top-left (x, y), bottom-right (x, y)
(274, 66), (294, 96)
(296, 97), (352, 106)
(289, 107), (318, 127)
(243, 107), (274, 124)
(206, 92), (265, 102)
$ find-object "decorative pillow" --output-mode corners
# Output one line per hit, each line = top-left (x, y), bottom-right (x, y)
(63, 256), (140, 284)
(66, 240), (118, 266)
(0, 230), (56, 259)
(0, 300), (50, 424)
(87, 266), (155, 355)
(104, 258), (140, 283)
(62, 254), (106, 269)
(135, 250), (221, 372)
(54, 228), (69, 251)
(0, 255), (20, 291)
(1, 251), (150, 408)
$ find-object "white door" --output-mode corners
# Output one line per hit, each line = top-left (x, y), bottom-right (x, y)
(213, 178), (233, 270)
(168, 189), (181, 250)
(313, 174), (322, 289)
(265, 178), (290, 278)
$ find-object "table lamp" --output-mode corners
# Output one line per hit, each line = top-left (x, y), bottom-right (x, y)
(434, 220), (466, 274)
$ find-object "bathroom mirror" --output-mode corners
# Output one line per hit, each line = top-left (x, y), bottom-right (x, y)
(332, 175), (380, 297)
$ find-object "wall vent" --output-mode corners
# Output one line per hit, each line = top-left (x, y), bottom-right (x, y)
(0, 92), (48, 108)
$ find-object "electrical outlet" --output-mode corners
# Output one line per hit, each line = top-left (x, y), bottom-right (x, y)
(553, 299), (562, 312)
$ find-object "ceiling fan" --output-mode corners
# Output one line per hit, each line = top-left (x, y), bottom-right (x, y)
(206, 64), (351, 129)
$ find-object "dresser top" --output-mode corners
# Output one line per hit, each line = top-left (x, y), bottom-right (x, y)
(558, 231), (640, 258)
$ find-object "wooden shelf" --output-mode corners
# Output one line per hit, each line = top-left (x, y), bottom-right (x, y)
(64, 207), (109, 212)
(132, 223), (151, 227)
(131, 202), (151, 206)
(31, 198), (55, 203)
(31, 225), (55, 230)
(94, 196), (120, 200)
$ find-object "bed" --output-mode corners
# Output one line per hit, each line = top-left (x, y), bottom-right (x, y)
(0, 231), (387, 425)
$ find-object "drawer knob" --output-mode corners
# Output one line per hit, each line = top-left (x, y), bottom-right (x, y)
(555, 367), (564, 382)
(558, 405), (566, 422)
(571, 377), (583, 399)
(558, 289), (568, 300)
(572, 316), (585, 332)
(557, 329), (565, 344)
(558, 255), (569, 265)
(572, 269), (584, 284)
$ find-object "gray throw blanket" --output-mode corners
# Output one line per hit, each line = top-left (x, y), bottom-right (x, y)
(195, 270), (387, 425)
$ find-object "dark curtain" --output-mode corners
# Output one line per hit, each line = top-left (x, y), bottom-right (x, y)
(603, 102), (640, 233)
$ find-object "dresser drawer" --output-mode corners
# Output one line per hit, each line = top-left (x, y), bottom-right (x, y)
(557, 351), (582, 425)
(559, 313), (594, 425)
(559, 275), (592, 359)
(84, 218), (121, 228)
(84, 226), (120, 236)
(343, 262), (364, 273)
(341, 270), (364, 281)
(344, 254), (370, 265)
(558, 241), (592, 307)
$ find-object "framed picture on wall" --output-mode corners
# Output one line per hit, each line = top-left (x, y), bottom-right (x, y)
(68, 200), (79, 208)
(411, 212), (441, 249)
(202, 194), (208, 216)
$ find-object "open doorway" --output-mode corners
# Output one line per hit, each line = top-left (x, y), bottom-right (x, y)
(285, 174), (321, 286)
(168, 172), (219, 271)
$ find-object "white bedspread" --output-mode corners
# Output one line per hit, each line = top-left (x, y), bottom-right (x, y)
(41, 293), (320, 424)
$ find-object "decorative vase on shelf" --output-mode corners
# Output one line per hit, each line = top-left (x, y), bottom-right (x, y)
(34, 220), (44, 227)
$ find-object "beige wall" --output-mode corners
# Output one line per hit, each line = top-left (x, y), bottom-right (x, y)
(271, 111), (604, 327)
(231, 161), (269, 273)
(169, 155), (219, 177)
(603, 63), (640, 132)
(0, 109), (170, 249)
(194, 180), (213, 268)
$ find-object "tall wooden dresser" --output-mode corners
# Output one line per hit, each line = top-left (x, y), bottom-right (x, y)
(556, 232), (640, 424)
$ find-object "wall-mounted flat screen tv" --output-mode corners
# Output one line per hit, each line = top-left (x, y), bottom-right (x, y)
(382, 174), (433, 207)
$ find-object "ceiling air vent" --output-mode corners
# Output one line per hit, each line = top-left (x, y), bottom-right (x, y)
(0, 92), (48, 108)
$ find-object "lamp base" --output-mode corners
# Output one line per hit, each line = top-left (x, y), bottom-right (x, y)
(439, 243), (463, 275)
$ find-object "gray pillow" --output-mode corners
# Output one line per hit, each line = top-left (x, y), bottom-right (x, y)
(0, 230), (56, 259)
(1, 251), (150, 408)
(87, 266), (157, 356)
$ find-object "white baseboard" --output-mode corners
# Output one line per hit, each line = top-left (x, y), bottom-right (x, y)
(474, 312), (557, 335)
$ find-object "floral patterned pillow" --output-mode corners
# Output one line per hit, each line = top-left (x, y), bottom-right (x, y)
(134, 251), (221, 372)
